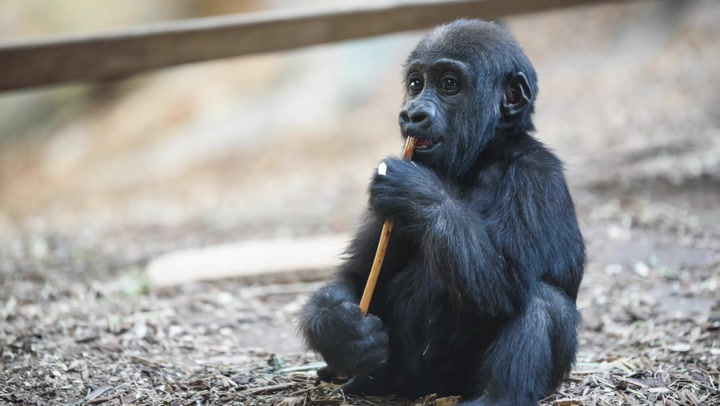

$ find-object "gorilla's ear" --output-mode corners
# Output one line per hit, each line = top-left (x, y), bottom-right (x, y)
(501, 72), (532, 116)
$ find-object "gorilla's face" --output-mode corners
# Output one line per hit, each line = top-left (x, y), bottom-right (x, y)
(399, 55), (495, 178)
(398, 20), (536, 179)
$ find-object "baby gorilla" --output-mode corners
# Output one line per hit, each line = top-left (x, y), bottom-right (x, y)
(299, 19), (584, 406)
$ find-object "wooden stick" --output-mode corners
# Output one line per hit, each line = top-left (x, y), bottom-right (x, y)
(359, 137), (416, 315)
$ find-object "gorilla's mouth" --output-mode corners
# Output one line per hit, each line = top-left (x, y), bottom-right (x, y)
(413, 138), (441, 153)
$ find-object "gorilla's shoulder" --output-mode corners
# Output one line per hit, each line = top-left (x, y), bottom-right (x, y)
(508, 135), (564, 172)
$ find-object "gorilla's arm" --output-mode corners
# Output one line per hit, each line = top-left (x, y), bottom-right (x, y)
(420, 197), (513, 316)
(370, 154), (581, 316)
(370, 158), (514, 316)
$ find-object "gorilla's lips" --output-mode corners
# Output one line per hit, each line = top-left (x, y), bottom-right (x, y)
(413, 139), (440, 152)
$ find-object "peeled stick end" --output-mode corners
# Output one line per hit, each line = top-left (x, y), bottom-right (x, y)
(377, 162), (388, 176)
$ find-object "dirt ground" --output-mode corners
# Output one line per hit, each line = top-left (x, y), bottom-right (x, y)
(1, 1), (719, 405)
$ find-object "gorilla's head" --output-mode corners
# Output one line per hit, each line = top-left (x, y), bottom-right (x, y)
(399, 19), (538, 178)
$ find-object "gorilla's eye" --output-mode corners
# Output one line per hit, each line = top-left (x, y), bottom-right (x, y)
(440, 75), (461, 95)
(408, 76), (424, 94)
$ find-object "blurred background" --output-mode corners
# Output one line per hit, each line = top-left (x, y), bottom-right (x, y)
(1, 0), (716, 244)
(0, 0), (718, 405)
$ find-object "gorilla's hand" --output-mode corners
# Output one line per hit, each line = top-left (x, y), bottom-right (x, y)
(314, 302), (389, 378)
(369, 157), (448, 221)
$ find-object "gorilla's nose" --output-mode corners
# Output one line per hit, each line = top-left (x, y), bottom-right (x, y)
(399, 102), (436, 131)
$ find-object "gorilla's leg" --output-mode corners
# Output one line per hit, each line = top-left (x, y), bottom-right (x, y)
(460, 283), (580, 406)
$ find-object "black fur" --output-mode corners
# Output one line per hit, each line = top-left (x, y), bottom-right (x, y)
(298, 19), (584, 406)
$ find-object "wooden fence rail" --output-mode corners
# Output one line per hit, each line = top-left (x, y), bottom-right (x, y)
(0, 0), (633, 92)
